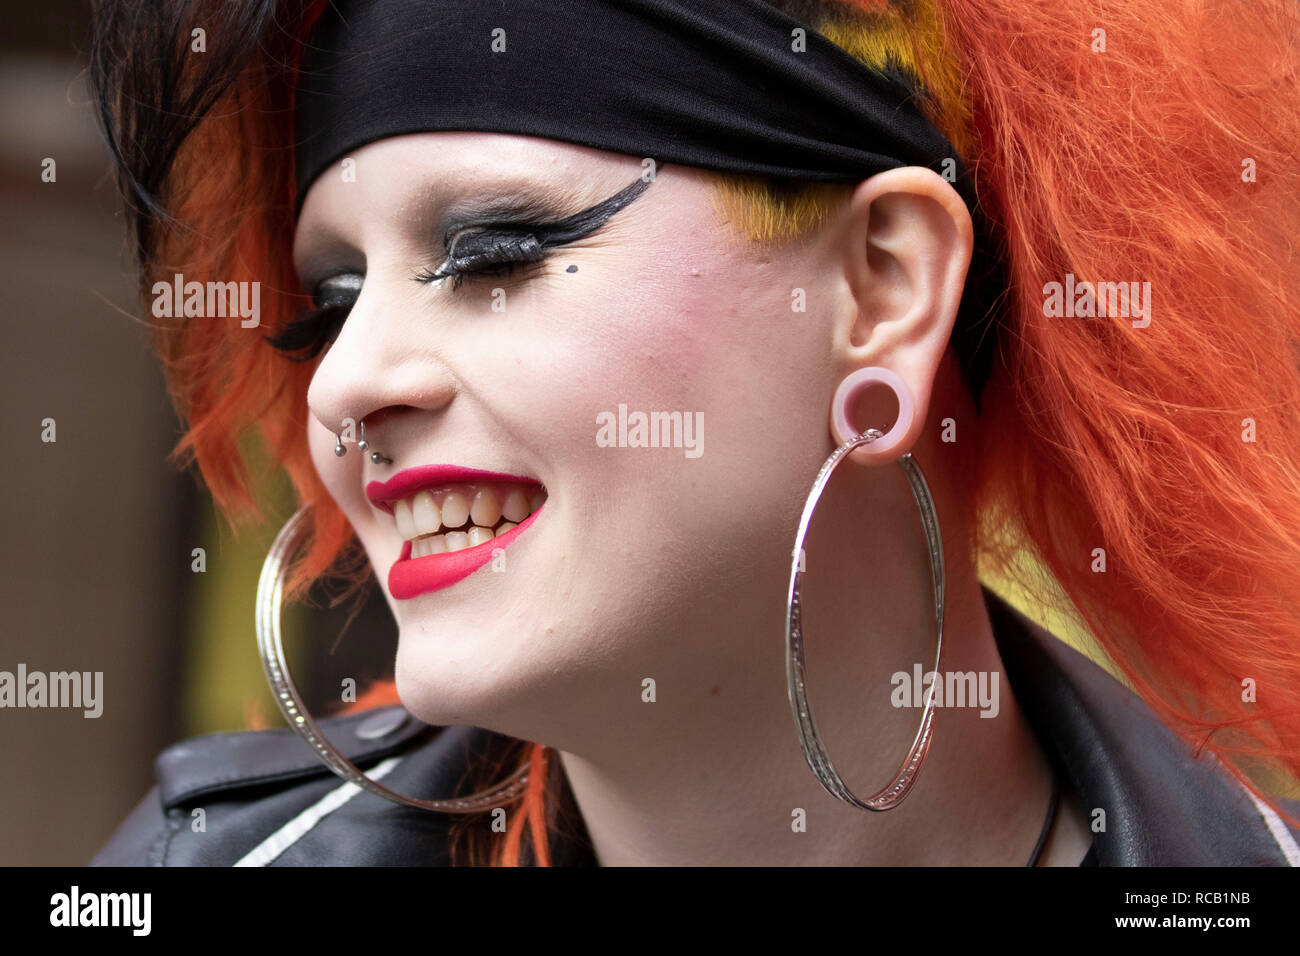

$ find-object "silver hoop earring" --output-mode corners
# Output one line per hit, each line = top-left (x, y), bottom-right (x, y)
(785, 427), (945, 811)
(334, 433), (347, 457)
(255, 505), (530, 812)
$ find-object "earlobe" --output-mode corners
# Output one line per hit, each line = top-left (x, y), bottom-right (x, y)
(834, 167), (974, 461)
(829, 366), (916, 460)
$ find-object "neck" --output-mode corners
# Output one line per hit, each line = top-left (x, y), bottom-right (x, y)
(556, 450), (1062, 866)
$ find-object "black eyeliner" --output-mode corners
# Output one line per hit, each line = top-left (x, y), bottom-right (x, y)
(437, 197), (562, 249)
(522, 174), (654, 247)
(433, 173), (656, 270)
(274, 173), (656, 356)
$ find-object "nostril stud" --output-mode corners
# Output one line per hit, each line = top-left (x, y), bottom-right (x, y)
(339, 419), (390, 464)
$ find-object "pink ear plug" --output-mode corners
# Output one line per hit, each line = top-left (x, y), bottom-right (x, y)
(829, 366), (915, 458)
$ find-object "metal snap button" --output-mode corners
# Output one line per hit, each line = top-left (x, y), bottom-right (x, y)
(355, 707), (409, 740)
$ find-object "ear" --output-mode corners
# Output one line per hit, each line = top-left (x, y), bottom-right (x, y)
(834, 166), (973, 463)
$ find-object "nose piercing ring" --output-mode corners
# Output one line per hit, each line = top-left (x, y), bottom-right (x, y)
(359, 421), (393, 463)
(333, 421), (393, 464)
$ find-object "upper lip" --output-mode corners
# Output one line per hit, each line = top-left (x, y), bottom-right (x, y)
(365, 465), (542, 515)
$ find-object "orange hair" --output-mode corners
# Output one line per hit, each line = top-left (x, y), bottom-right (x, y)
(930, 0), (1300, 804)
(93, 0), (1300, 864)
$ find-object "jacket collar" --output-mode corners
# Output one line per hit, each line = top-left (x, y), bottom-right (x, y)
(984, 587), (1299, 865)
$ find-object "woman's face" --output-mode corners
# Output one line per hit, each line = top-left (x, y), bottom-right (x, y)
(295, 133), (852, 746)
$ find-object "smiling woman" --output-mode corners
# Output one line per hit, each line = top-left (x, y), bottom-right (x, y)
(86, 0), (1300, 871)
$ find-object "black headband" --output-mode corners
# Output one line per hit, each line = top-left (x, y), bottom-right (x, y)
(293, 0), (1004, 399)
(293, 0), (978, 210)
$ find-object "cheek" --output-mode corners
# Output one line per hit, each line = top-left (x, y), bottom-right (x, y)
(305, 416), (382, 545)
(590, 214), (835, 436)
(306, 418), (346, 502)
(306, 418), (334, 480)
(592, 245), (833, 463)
(506, 235), (835, 577)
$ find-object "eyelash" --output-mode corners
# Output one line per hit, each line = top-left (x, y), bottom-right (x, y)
(414, 229), (547, 291)
(264, 302), (350, 361)
(268, 229), (547, 359)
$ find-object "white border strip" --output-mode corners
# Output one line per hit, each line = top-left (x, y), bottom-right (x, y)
(233, 756), (404, 867)
(1240, 784), (1300, 866)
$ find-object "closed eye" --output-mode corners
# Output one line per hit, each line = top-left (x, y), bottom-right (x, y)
(412, 228), (549, 291)
(416, 174), (654, 291)
(266, 273), (361, 360)
(272, 172), (656, 358)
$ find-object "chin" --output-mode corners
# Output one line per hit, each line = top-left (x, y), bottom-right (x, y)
(392, 646), (480, 728)
(390, 618), (544, 731)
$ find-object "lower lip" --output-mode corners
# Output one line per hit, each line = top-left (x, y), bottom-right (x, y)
(388, 508), (542, 600)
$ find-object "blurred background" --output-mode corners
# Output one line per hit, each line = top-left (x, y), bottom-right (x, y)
(0, 1), (397, 865)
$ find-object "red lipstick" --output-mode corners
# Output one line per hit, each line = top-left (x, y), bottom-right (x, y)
(372, 465), (546, 600)
(388, 507), (542, 599)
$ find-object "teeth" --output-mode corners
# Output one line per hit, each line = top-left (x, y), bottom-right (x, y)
(394, 499), (416, 540)
(440, 492), (470, 529)
(412, 491), (441, 535)
(502, 489), (529, 523)
(410, 534), (448, 559)
(388, 481), (548, 547)
(470, 488), (502, 527)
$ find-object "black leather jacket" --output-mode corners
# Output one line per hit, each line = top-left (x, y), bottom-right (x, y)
(90, 591), (1300, 866)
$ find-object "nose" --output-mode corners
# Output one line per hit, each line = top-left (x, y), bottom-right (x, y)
(306, 269), (456, 455)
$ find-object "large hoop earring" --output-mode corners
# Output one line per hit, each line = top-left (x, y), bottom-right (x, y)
(255, 505), (530, 812)
(786, 367), (945, 811)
